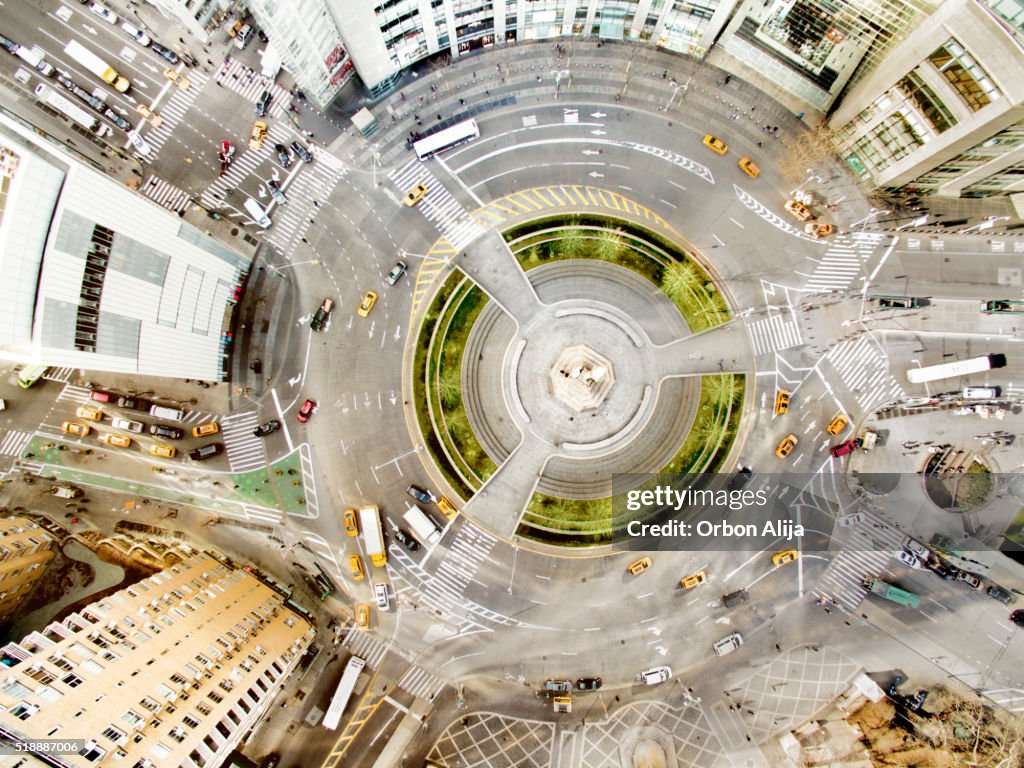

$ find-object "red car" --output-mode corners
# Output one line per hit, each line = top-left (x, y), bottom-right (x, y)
(297, 399), (316, 423)
(830, 438), (861, 458)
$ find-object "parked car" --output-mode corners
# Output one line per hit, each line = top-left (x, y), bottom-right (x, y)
(894, 550), (924, 569)
(117, 396), (152, 412)
(103, 108), (131, 131)
(189, 443), (223, 461)
(395, 529), (419, 551)
(290, 141), (313, 163)
(149, 42), (179, 64)
(575, 677), (602, 690)
(542, 680), (572, 693)
(111, 417), (144, 433)
(89, 390), (114, 403)
(713, 633), (743, 657)
(986, 585), (1017, 605)
(406, 484), (434, 504)
(386, 261), (407, 285)
(121, 22), (151, 46)
(956, 571), (983, 590)
(89, 3), (118, 24)
(297, 399), (316, 423)
(638, 666), (672, 685)
(149, 424), (183, 440)
(1010, 609), (1024, 627)
(253, 420), (281, 437)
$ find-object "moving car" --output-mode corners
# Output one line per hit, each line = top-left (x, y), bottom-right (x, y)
(1010, 609), (1024, 627)
(772, 550), (798, 567)
(680, 571), (707, 589)
(902, 537), (930, 560)
(374, 583), (390, 610)
(76, 406), (103, 421)
(62, 421), (90, 436)
(437, 495), (459, 519)
(188, 443), (223, 461)
(738, 156), (760, 178)
(355, 604), (370, 630)
(343, 509), (359, 537)
(297, 399), (316, 423)
(121, 22), (151, 46)
(136, 103), (163, 127)
(826, 413), (849, 436)
(348, 554), (365, 581)
(90, 3), (118, 24)
(542, 680), (572, 693)
(775, 434), (798, 459)
(357, 291), (377, 317)
(149, 42), (179, 64)
(628, 557), (652, 576)
(986, 585), (1016, 605)
(164, 68), (189, 90)
(111, 417), (144, 433)
(956, 571), (983, 590)
(104, 433), (131, 448)
(255, 89), (272, 117)
(253, 420), (281, 437)
(310, 298), (333, 331)
(713, 633), (743, 656)
(639, 666), (672, 685)
(192, 422), (220, 437)
(404, 183), (428, 207)
(90, 390), (114, 403)
(830, 438), (860, 458)
(836, 511), (864, 528)
(150, 424), (183, 440)
(290, 141), (313, 163)
(784, 199), (814, 221)
(117, 396), (152, 411)
(894, 550), (923, 569)
(774, 389), (790, 415)
(386, 261), (407, 285)
(721, 589), (748, 607)
(805, 222), (835, 238)
(274, 143), (291, 167)
(395, 529), (419, 551)
(249, 121), (268, 151)
(406, 484), (434, 504)
(576, 677), (602, 690)
(702, 135), (728, 155)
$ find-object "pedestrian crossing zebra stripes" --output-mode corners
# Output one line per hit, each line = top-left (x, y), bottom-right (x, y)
(814, 517), (905, 610)
(825, 335), (904, 409)
(342, 629), (389, 668)
(199, 123), (295, 211)
(803, 232), (885, 292)
(219, 410), (266, 473)
(748, 310), (802, 355)
(983, 688), (1024, 714)
(396, 665), (447, 702)
(263, 155), (348, 251)
(388, 158), (485, 251)
(136, 70), (209, 155)
(141, 176), (191, 214)
(214, 59), (291, 119)
(0, 430), (32, 458)
(43, 367), (75, 383)
(56, 384), (92, 404)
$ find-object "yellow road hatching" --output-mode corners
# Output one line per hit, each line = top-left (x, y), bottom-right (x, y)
(408, 185), (680, 320)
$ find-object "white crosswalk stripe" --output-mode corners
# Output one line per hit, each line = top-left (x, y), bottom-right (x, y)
(263, 156), (348, 251)
(804, 232), (885, 292)
(56, 385), (93, 404)
(815, 517), (906, 610)
(826, 334), (904, 409)
(388, 158), (485, 251)
(214, 59), (291, 118)
(748, 310), (802, 355)
(396, 665), (448, 701)
(181, 409), (219, 426)
(219, 411), (265, 473)
(0, 430), (33, 458)
(42, 367), (75, 383)
(140, 176), (191, 213)
(342, 629), (389, 669)
(137, 70), (210, 155)
(982, 688), (1024, 713)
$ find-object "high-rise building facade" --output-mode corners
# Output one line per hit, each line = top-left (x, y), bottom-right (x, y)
(0, 552), (314, 767)
(0, 517), (55, 625)
(829, 0), (1024, 198)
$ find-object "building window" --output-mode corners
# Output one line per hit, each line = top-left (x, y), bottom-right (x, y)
(927, 39), (1000, 111)
(102, 726), (126, 743)
(182, 715), (200, 729)
(10, 703), (38, 720)
(81, 741), (106, 762)
(62, 673), (84, 688)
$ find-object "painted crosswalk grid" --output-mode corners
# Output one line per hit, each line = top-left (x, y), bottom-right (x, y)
(342, 629), (389, 669)
(815, 516), (905, 610)
(748, 310), (802, 355)
(397, 665), (447, 701)
(215, 59), (291, 119)
(141, 176), (191, 214)
(389, 158), (485, 251)
(0, 430), (32, 458)
(826, 334), (904, 409)
(136, 69), (209, 156)
(220, 410), (266, 473)
(803, 232), (885, 292)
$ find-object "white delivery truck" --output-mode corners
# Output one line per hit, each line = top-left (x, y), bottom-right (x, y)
(64, 39), (130, 92)
(243, 197), (272, 228)
(404, 505), (441, 545)
(34, 85), (112, 137)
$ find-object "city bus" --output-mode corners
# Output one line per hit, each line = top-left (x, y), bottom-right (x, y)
(906, 354), (1006, 384)
(17, 365), (48, 388)
(358, 505), (387, 566)
(321, 655), (365, 731)
(413, 118), (480, 160)
(981, 300), (1024, 314)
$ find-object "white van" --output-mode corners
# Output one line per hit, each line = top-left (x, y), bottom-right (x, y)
(149, 404), (184, 422)
(963, 386), (999, 399)
(16, 46), (55, 76)
(713, 633), (743, 656)
(234, 24), (254, 49)
(243, 197), (272, 228)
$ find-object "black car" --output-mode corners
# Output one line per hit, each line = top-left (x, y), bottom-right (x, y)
(117, 396), (152, 412)
(395, 529), (419, 551)
(290, 141), (313, 163)
(1011, 609), (1024, 627)
(721, 589), (749, 608)
(55, 73), (76, 91)
(189, 443), (224, 461)
(255, 90), (272, 117)
(986, 585), (1017, 605)
(0, 35), (18, 55)
(253, 420), (281, 437)
(310, 298), (333, 331)
(407, 484), (434, 504)
(149, 42), (179, 64)
(576, 677), (602, 690)
(274, 143), (291, 168)
(149, 424), (183, 440)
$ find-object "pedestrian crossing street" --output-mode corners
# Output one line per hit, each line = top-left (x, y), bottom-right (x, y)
(748, 310), (802, 355)
(214, 58), (291, 119)
(0, 430), (32, 458)
(199, 121), (295, 211)
(389, 158), (485, 251)
(138, 69), (210, 156)
(220, 410), (266, 473)
(803, 232), (886, 292)
(825, 334), (904, 409)
(140, 176), (191, 214)
(814, 514), (905, 610)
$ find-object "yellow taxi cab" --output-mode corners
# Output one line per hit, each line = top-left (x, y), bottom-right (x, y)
(104, 433), (132, 448)
(357, 290), (377, 318)
(164, 68), (190, 90)
(680, 571), (707, 589)
(404, 183), (428, 207)
(355, 604), (371, 630)
(772, 549), (798, 567)
(150, 444), (177, 458)
(774, 389), (790, 415)
(784, 199), (814, 221)
(437, 495), (459, 520)
(192, 422), (220, 438)
(826, 413), (849, 436)
(805, 222), (835, 238)
(249, 121), (268, 151)
(628, 557), (652, 576)
(136, 103), (163, 127)
(348, 554), (365, 581)
(775, 434), (798, 459)
(343, 509), (359, 537)
(738, 157), (760, 178)
(62, 421), (91, 436)
(75, 405), (103, 422)
(702, 135), (728, 155)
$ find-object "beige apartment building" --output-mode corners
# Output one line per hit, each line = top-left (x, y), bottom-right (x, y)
(0, 552), (314, 767)
(0, 516), (56, 625)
